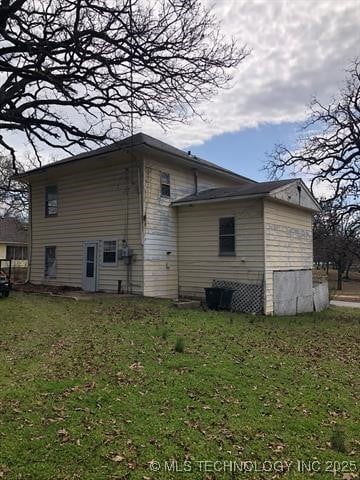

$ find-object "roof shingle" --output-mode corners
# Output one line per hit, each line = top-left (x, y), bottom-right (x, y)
(15, 132), (256, 184)
(172, 179), (296, 204)
(0, 218), (28, 244)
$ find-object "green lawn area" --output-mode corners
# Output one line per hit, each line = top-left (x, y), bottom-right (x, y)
(0, 293), (359, 480)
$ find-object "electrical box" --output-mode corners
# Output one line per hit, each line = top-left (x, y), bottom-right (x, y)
(120, 245), (133, 264)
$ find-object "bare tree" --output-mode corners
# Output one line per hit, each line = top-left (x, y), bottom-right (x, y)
(0, 155), (28, 218)
(266, 60), (360, 217)
(0, 0), (248, 178)
(313, 201), (360, 290)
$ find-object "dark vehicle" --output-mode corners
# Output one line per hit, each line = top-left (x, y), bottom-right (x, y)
(0, 273), (10, 298)
(0, 260), (11, 298)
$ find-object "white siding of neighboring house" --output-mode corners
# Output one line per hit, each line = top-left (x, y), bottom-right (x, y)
(263, 199), (313, 314)
(177, 199), (265, 299)
(0, 243), (28, 267)
(30, 155), (143, 293)
(142, 155), (246, 298)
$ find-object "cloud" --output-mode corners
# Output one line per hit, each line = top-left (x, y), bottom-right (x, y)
(142, 0), (360, 148)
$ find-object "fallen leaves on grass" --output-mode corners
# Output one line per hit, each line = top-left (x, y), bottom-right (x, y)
(57, 428), (70, 443)
(112, 454), (125, 463)
(129, 362), (144, 370)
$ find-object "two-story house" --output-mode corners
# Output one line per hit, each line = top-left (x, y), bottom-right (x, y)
(17, 133), (320, 314)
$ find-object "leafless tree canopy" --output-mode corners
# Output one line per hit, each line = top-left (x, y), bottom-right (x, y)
(266, 60), (360, 217)
(313, 200), (360, 290)
(0, 155), (28, 218)
(0, 0), (248, 175)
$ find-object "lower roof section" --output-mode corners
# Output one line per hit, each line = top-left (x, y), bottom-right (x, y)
(172, 179), (320, 212)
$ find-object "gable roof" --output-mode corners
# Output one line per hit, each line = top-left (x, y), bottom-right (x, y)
(172, 180), (296, 204)
(172, 179), (321, 212)
(15, 132), (256, 184)
(0, 218), (28, 244)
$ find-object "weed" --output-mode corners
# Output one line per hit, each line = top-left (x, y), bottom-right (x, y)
(174, 337), (185, 353)
(330, 428), (347, 453)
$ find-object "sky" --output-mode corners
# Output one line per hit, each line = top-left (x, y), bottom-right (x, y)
(142, 0), (360, 181)
(5, 0), (360, 183)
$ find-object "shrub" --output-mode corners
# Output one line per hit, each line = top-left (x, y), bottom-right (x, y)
(161, 328), (169, 340)
(330, 428), (346, 453)
(174, 337), (185, 353)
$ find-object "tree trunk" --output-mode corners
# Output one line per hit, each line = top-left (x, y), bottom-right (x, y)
(337, 262), (343, 290)
(344, 261), (352, 279)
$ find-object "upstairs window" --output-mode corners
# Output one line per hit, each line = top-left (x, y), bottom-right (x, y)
(6, 245), (28, 260)
(160, 172), (170, 197)
(219, 217), (235, 256)
(45, 185), (58, 216)
(103, 240), (117, 264)
(45, 246), (56, 278)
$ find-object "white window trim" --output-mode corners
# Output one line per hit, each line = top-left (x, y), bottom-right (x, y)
(101, 239), (118, 266)
(219, 216), (236, 257)
(160, 171), (171, 198)
(45, 185), (58, 217)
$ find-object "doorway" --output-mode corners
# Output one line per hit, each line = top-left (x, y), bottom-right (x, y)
(83, 242), (98, 292)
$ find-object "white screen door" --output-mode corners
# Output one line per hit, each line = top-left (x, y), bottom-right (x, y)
(83, 242), (98, 292)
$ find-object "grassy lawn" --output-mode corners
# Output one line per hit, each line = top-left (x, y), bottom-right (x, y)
(0, 293), (359, 480)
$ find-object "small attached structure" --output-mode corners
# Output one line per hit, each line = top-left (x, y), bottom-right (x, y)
(173, 179), (320, 315)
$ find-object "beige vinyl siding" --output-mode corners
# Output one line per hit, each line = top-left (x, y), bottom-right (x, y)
(0, 244), (5, 260)
(30, 156), (143, 293)
(263, 199), (313, 314)
(177, 199), (265, 298)
(143, 156), (243, 298)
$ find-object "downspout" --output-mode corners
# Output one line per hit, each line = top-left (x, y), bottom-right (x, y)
(176, 205), (180, 300)
(193, 169), (198, 195)
(141, 158), (146, 296)
(137, 164), (144, 246)
(262, 198), (267, 314)
(26, 183), (32, 283)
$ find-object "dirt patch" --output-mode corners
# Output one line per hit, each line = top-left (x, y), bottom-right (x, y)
(13, 283), (83, 295)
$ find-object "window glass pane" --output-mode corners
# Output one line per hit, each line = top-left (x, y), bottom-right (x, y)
(87, 246), (95, 262)
(45, 247), (56, 278)
(219, 217), (235, 235)
(161, 184), (170, 197)
(86, 262), (94, 278)
(6, 246), (13, 260)
(103, 251), (116, 263)
(219, 236), (235, 253)
(46, 186), (58, 216)
(103, 241), (117, 263)
(6, 246), (27, 260)
(160, 172), (170, 197)
(161, 172), (170, 184)
(219, 217), (235, 255)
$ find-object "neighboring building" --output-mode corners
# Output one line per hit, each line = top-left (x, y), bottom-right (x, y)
(16, 133), (320, 314)
(0, 217), (28, 267)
